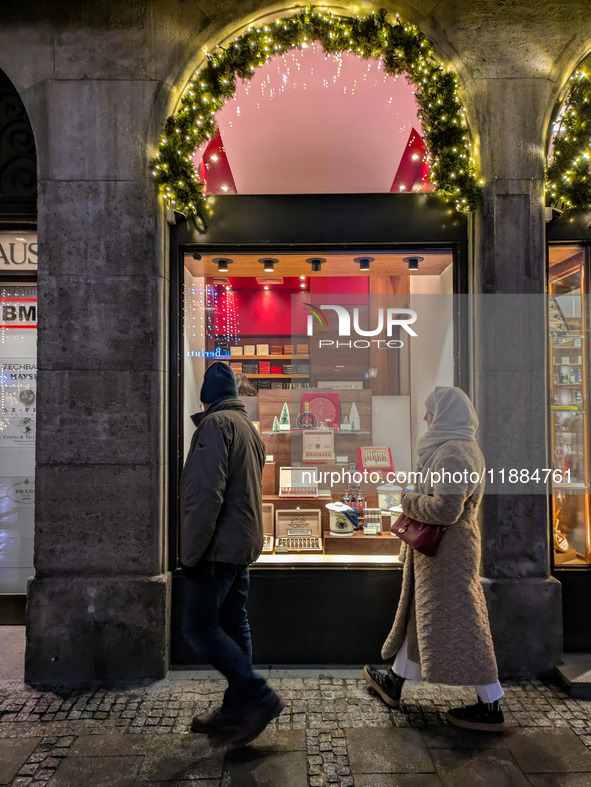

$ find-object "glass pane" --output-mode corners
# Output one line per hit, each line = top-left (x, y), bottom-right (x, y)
(0, 283), (37, 591)
(182, 251), (454, 566)
(548, 245), (590, 566)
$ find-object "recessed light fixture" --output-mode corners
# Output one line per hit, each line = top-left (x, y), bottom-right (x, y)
(403, 256), (424, 270)
(213, 257), (233, 272)
(300, 275), (306, 280)
(306, 257), (326, 273)
(264, 285), (269, 290)
(259, 258), (278, 273)
(300, 283), (306, 288)
(354, 256), (374, 271)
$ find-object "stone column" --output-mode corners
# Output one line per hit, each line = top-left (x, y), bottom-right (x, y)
(17, 34), (171, 683)
(470, 78), (562, 678)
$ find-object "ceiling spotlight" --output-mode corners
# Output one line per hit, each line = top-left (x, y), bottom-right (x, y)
(300, 275), (306, 280)
(259, 258), (278, 272)
(403, 256), (424, 270)
(300, 283), (306, 288)
(264, 285), (269, 290)
(213, 257), (233, 272)
(354, 256), (374, 271)
(192, 252), (202, 260)
(306, 257), (326, 272)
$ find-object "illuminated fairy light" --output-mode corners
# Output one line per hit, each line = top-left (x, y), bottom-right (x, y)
(151, 7), (482, 214)
(546, 56), (591, 211)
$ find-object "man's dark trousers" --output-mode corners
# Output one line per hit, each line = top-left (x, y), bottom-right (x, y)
(182, 561), (272, 715)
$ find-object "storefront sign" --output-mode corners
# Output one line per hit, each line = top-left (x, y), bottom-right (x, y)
(0, 232), (37, 269)
(304, 304), (418, 338)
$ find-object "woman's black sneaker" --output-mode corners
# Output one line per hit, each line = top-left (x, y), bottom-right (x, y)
(363, 665), (405, 708)
(447, 698), (505, 732)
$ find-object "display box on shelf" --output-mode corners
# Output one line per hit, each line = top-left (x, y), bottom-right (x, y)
(301, 392), (340, 429)
(279, 466), (319, 497)
(357, 446), (394, 472)
(302, 430), (335, 463)
(244, 345), (256, 355)
(296, 344), (309, 355)
(275, 508), (323, 552)
(256, 344), (269, 355)
(230, 346), (243, 356)
(323, 530), (401, 555)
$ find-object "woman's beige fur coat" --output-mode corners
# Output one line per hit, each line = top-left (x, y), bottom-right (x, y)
(382, 439), (498, 686)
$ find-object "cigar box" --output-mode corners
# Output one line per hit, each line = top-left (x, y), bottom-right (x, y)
(229, 362), (243, 373)
(256, 344), (269, 355)
(271, 366), (282, 374)
(296, 344), (309, 355)
(284, 344), (294, 355)
(275, 508), (323, 552)
(279, 466), (318, 497)
(230, 346), (243, 356)
(270, 345), (283, 355)
(244, 345), (256, 355)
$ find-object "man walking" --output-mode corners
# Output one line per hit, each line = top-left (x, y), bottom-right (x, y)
(180, 361), (283, 746)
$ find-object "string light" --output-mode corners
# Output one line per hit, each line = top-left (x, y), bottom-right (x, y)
(547, 55), (591, 211)
(151, 6), (482, 213)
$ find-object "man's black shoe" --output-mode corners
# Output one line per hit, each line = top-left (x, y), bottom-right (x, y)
(210, 691), (285, 748)
(363, 665), (405, 708)
(190, 709), (237, 734)
(447, 698), (505, 732)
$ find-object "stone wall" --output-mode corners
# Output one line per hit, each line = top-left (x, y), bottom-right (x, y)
(0, 0), (589, 681)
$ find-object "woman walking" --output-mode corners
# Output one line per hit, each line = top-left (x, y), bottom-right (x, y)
(364, 386), (504, 731)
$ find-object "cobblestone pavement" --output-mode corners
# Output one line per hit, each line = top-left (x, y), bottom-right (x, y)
(2, 673), (591, 785)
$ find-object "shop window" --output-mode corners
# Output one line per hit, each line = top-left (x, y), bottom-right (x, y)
(549, 245), (591, 565)
(0, 235), (37, 591)
(193, 45), (433, 196)
(183, 251), (454, 565)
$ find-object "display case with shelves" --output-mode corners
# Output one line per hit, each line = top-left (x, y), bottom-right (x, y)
(548, 245), (591, 565)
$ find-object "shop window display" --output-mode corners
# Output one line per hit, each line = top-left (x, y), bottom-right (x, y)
(549, 245), (591, 565)
(183, 251), (454, 565)
(0, 281), (37, 591)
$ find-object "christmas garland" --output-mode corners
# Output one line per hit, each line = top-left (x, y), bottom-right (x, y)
(151, 7), (483, 213)
(547, 56), (591, 211)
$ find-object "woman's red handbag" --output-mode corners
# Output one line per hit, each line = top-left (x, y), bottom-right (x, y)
(391, 513), (446, 557)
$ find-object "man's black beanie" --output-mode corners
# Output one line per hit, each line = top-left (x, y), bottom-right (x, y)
(200, 361), (238, 404)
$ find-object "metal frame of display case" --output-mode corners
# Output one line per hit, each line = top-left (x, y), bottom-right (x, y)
(548, 244), (591, 565)
(169, 193), (469, 664)
(547, 211), (591, 650)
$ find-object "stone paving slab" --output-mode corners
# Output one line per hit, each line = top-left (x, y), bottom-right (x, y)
(49, 755), (143, 787)
(137, 735), (224, 781)
(503, 728), (591, 773)
(527, 775), (591, 786)
(0, 737), (40, 784)
(354, 776), (443, 787)
(222, 748), (308, 786)
(347, 728), (435, 774)
(430, 748), (531, 787)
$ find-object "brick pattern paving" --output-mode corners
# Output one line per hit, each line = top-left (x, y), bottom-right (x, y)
(1, 676), (591, 785)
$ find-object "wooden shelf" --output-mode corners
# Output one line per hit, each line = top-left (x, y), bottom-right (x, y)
(262, 430), (370, 435)
(246, 373), (309, 379)
(231, 354), (309, 360)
